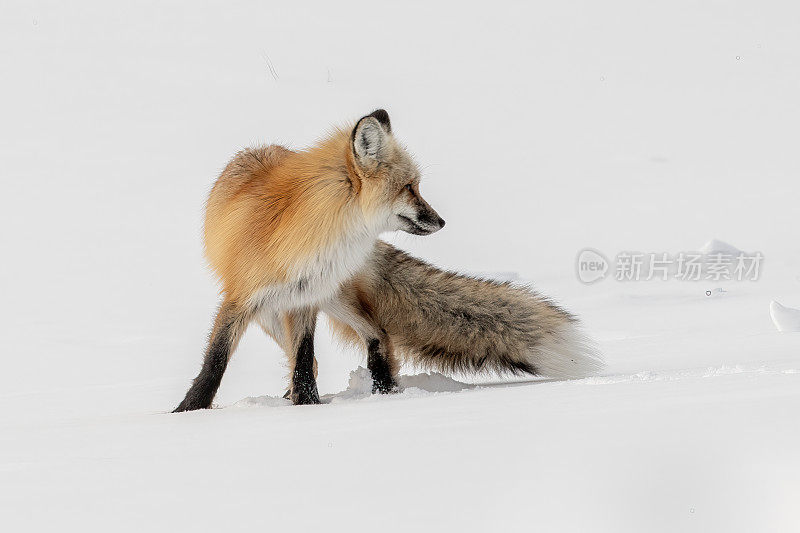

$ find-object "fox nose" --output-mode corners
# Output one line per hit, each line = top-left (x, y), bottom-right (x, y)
(437, 217), (445, 228)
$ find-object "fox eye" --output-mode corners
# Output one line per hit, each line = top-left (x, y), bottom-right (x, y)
(404, 183), (413, 192)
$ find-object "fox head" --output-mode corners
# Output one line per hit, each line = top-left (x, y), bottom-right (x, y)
(350, 110), (445, 236)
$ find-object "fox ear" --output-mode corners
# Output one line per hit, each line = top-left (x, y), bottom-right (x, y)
(367, 109), (391, 133)
(352, 109), (391, 163)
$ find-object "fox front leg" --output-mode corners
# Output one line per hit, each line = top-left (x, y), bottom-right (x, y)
(281, 357), (318, 400)
(258, 310), (321, 403)
(285, 307), (321, 405)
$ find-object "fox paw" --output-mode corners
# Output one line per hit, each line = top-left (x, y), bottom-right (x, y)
(289, 384), (321, 405)
(372, 379), (399, 395)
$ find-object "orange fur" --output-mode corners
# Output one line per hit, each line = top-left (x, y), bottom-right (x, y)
(205, 127), (360, 302)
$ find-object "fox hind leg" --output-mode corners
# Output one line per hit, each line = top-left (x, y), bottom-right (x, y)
(367, 335), (399, 394)
(323, 294), (399, 394)
(174, 299), (250, 412)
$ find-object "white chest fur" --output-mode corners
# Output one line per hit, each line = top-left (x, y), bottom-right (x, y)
(248, 217), (379, 313)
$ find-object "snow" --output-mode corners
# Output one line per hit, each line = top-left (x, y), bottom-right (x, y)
(770, 301), (800, 332)
(236, 367), (475, 408)
(700, 238), (744, 255)
(2, 1), (800, 532)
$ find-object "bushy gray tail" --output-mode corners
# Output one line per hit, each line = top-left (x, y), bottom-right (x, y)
(350, 242), (604, 379)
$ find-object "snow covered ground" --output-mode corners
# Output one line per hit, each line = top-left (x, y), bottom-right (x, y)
(2, 1), (799, 531)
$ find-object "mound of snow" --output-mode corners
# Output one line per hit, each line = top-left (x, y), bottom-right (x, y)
(233, 395), (291, 408)
(328, 367), (473, 402)
(700, 238), (742, 255)
(232, 367), (473, 408)
(327, 367), (375, 402)
(770, 300), (800, 332)
(398, 372), (472, 393)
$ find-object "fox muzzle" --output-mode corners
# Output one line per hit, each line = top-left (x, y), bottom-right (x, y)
(398, 207), (445, 235)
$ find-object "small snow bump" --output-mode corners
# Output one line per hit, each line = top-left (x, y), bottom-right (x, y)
(233, 396), (292, 408)
(700, 239), (742, 255)
(770, 300), (800, 332)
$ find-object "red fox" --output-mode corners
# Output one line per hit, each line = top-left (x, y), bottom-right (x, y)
(174, 110), (601, 412)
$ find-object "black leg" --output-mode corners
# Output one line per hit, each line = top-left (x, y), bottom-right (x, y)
(289, 309), (320, 405)
(291, 331), (320, 404)
(367, 338), (398, 394)
(174, 300), (246, 412)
